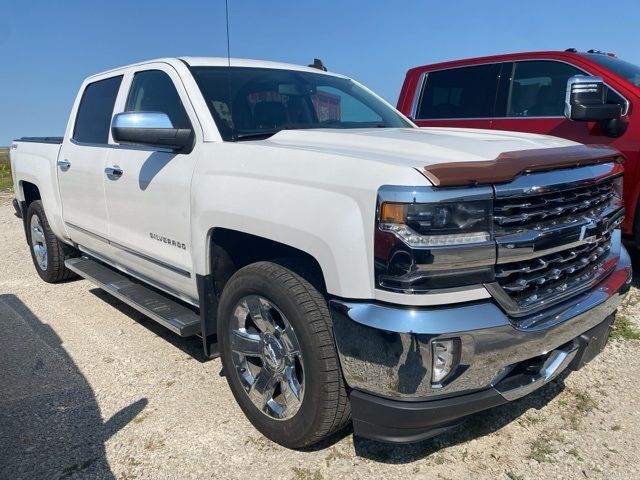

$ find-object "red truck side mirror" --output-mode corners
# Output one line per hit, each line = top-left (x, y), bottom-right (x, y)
(564, 75), (622, 122)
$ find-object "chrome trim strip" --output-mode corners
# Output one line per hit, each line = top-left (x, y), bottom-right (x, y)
(66, 222), (104, 242)
(112, 112), (174, 129)
(496, 343), (579, 401)
(69, 138), (176, 153)
(494, 210), (622, 265)
(493, 162), (622, 198)
(410, 58), (630, 121)
(330, 299), (508, 334)
(410, 72), (428, 119)
(65, 222), (191, 278)
(111, 240), (191, 278)
(377, 184), (494, 204)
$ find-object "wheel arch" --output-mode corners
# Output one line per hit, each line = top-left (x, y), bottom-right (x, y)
(197, 227), (329, 358)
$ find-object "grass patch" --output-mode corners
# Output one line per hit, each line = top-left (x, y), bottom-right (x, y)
(518, 413), (545, 428)
(432, 454), (447, 465)
(567, 447), (583, 461)
(291, 467), (323, 480)
(529, 433), (558, 463)
(143, 435), (165, 451)
(324, 447), (349, 467)
(0, 148), (12, 192)
(561, 388), (598, 429)
(506, 472), (524, 480)
(573, 389), (597, 414)
(132, 412), (148, 424)
(244, 435), (277, 451)
(610, 315), (640, 341)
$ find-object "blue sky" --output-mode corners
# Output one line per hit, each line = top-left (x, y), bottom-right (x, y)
(2, 0), (639, 145)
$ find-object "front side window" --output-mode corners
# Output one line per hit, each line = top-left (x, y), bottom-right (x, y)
(73, 75), (122, 144)
(125, 70), (191, 129)
(190, 67), (412, 141)
(416, 64), (501, 119)
(507, 61), (582, 117)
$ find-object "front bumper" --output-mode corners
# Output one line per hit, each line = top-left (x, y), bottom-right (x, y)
(330, 245), (632, 443)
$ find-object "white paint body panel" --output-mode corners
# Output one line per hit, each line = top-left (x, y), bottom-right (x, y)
(10, 57), (578, 306)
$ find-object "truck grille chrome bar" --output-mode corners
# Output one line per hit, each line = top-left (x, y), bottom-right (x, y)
(489, 162), (624, 317)
(494, 179), (616, 228)
(496, 232), (612, 311)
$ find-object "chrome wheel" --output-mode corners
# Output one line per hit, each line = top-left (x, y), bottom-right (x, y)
(229, 295), (304, 420)
(30, 214), (48, 271)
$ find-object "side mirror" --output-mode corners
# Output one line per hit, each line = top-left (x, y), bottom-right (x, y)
(111, 112), (193, 152)
(564, 75), (622, 122)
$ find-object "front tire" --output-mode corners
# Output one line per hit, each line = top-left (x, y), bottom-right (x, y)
(26, 200), (78, 283)
(218, 261), (351, 448)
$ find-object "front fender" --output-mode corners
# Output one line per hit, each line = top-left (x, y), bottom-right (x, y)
(191, 175), (373, 298)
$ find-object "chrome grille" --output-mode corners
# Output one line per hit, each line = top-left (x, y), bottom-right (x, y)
(494, 179), (616, 229)
(495, 232), (612, 311)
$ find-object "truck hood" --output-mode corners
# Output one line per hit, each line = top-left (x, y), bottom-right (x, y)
(262, 127), (577, 170)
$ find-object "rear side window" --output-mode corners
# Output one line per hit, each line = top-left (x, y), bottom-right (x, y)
(125, 70), (191, 129)
(416, 64), (501, 119)
(507, 61), (582, 117)
(73, 76), (123, 144)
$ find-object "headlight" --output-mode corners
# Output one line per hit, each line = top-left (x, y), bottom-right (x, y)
(379, 201), (492, 247)
(374, 191), (496, 294)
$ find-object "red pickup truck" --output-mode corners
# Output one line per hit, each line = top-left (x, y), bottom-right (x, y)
(397, 49), (640, 245)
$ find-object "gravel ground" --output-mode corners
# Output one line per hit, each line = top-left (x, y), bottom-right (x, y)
(1, 192), (639, 480)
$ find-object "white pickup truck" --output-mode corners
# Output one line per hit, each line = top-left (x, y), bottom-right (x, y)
(10, 57), (632, 448)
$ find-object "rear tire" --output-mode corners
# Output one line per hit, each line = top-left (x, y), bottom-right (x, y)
(218, 261), (351, 448)
(26, 200), (78, 283)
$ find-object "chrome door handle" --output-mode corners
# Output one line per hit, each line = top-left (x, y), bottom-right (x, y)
(57, 159), (71, 171)
(105, 166), (123, 179)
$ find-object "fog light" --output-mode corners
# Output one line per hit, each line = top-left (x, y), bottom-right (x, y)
(432, 339), (457, 384)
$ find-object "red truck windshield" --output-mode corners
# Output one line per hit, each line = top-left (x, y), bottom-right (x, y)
(585, 54), (640, 87)
(190, 67), (412, 141)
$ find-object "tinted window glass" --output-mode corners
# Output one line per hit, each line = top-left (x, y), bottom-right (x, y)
(125, 70), (191, 129)
(416, 64), (501, 119)
(190, 67), (412, 141)
(73, 76), (122, 143)
(584, 54), (640, 87)
(508, 61), (582, 117)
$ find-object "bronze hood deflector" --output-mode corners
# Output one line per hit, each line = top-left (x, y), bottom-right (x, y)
(420, 145), (623, 187)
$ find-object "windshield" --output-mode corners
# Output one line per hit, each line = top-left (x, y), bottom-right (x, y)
(190, 67), (413, 141)
(585, 54), (640, 87)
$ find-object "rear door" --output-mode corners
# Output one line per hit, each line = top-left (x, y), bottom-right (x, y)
(104, 64), (200, 301)
(58, 75), (122, 255)
(410, 63), (502, 130)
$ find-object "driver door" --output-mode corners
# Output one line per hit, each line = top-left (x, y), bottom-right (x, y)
(104, 65), (200, 302)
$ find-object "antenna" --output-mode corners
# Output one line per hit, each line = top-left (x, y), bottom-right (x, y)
(224, 0), (236, 140)
(225, 0), (231, 69)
